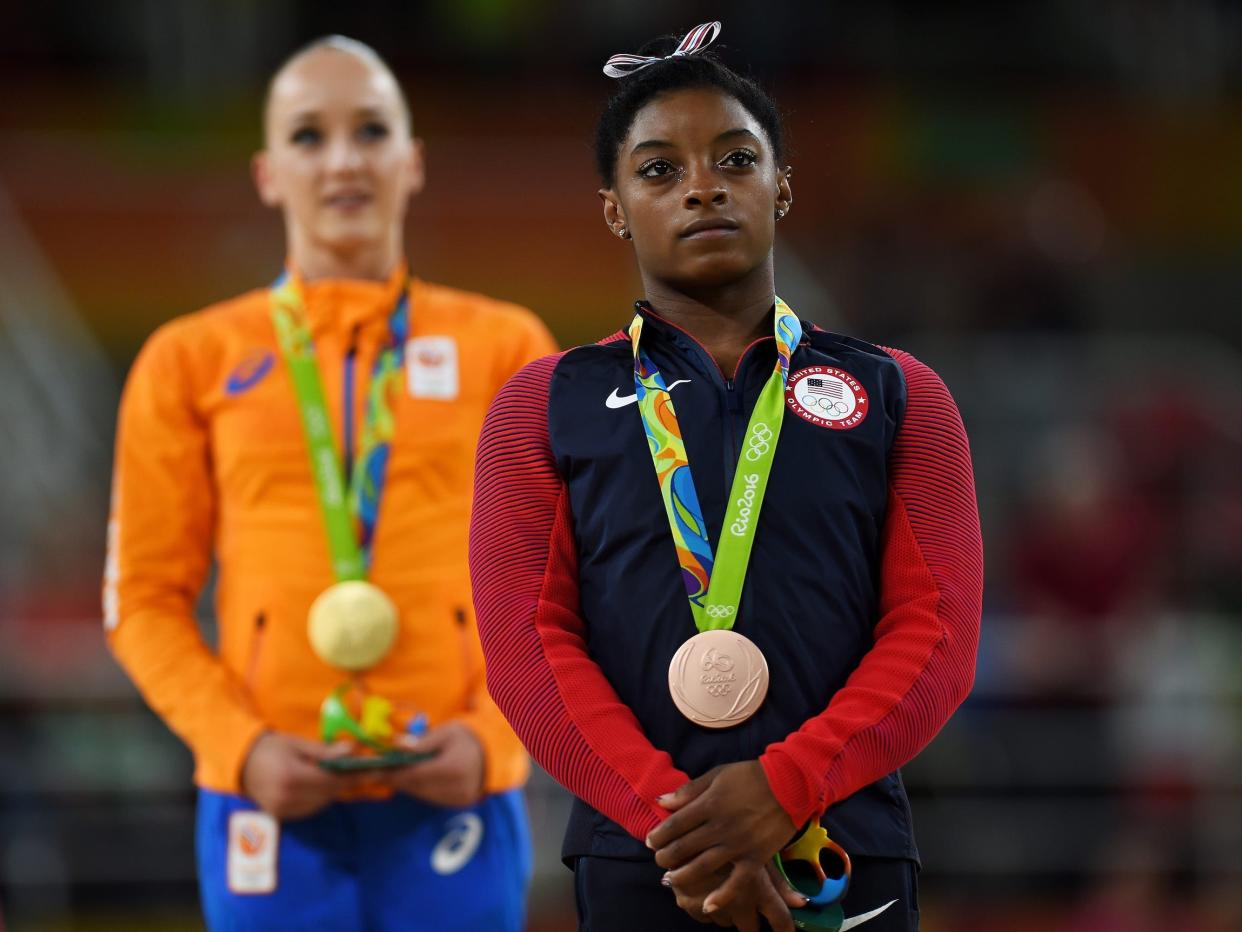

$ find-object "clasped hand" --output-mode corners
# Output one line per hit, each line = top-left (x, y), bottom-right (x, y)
(241, 723), (485, 820)
(646, 761), (808, 931)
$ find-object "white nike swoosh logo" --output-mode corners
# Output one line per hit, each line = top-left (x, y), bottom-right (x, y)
(841, 900), (899, 930)
(605, 379), (691, 409)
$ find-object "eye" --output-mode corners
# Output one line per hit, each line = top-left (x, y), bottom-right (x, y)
(357, 120), (390, 142)
(720, 149), (758, 169)
(290, 126), (322, 147)
(637, 158), (678, 179)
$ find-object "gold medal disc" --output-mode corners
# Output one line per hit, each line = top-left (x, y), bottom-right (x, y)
(668, 629), (769, 728)
(307, 581), (399, 672)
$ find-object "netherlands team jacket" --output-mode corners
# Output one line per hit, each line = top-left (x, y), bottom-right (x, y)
(470, 304), (984, 861)
(105, 263), (557, 795)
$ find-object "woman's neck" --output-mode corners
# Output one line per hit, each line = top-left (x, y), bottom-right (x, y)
(642, 264), (776, 377)
(288, 230), (403, 283)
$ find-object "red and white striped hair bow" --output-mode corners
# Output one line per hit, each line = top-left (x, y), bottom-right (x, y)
(603, 21), (722, 79)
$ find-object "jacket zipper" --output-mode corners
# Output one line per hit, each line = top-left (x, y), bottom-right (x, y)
(343, 325), (359, 482)
(723, 378), (741, 476)
(637, 307), (803, 548)
(722, 341), (767, 477)
(636, 307), (771, 480)
(245, 612), (266, 690)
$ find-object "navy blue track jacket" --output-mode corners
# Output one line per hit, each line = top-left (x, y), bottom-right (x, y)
(470, 304), (983, 863)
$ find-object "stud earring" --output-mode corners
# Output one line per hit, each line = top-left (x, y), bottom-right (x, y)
(775, 208), (788, 220)
(617, 227), (631, 239)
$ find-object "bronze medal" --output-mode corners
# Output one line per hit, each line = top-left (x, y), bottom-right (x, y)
(668, 629), (769, 728)
(307, 580), (398, 672)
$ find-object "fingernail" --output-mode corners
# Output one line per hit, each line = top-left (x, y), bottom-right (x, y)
(656, 793), (672, 803)
(645, 835), (654, 849)
(702, 903), (716, 914)
(660, 873), (672, 888)
(799, 895), (810, 906)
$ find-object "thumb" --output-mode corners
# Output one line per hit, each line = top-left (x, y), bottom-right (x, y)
(767, 861), (811, 910)
(396, 723), (453, 752)
(393, 732), (426, 751)
(778, 881), (811, 910)
(286, 735), (352, 760)
(655, 768), (718, 811)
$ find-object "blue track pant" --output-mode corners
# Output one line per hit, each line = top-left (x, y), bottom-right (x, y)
(197, 788), (531, 931)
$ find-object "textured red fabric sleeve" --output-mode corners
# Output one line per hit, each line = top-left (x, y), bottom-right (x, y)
(759, 349), (983, 827)
(470, 354), (689, 841)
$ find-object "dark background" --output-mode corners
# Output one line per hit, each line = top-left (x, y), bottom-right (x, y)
(1, 1), (1240, 929)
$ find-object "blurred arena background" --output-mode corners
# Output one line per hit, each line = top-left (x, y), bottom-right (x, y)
(1, 1), (1241, 929)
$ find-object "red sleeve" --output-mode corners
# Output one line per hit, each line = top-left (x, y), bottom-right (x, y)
(469, 354), (690, 841)
(759, 349), (983, 828)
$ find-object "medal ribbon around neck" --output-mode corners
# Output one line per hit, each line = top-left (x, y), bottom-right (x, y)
(269, 273), (410, 581)
(630, 298), (801, 632)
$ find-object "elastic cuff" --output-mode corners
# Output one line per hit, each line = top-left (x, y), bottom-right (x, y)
(196, 717), (268, 795)
(760, 750), (827, 830)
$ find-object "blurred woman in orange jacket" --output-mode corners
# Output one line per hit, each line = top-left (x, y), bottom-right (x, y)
(104, 36), (555, 931)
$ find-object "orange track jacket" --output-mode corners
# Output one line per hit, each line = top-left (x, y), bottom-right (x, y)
(104, 265), (556, 795)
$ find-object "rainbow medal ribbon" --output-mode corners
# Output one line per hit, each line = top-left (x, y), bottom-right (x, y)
(775, 824), (850, 929)
(775, 799), (901, 927)
(269, 274), (425, 769)
(629, 299), (801, 728)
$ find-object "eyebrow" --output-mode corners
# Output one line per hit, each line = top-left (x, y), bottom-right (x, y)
(629, 127), (763, 156)
(287, 106), (389, 124)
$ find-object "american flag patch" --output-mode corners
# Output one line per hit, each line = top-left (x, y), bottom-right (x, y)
(787, 366), (869, 431)
(806, 377), (843, 398)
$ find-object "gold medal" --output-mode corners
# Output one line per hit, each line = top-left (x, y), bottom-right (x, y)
(668, 629), (769, 728)
(307, 580), (398, 672)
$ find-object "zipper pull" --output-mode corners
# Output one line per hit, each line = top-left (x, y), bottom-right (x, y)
(724, 378), (743, 413)
(245, 612), (266, 689)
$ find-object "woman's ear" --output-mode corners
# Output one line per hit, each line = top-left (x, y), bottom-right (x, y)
(775, 165), (793, 218)
(599, 188), (630, 239)
(404, 137), (426, 200)
(252, 150), (281, 207)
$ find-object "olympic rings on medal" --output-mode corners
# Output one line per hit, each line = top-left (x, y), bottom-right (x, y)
(705, 605), (736, 618)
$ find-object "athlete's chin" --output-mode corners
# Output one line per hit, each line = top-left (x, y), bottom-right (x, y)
(313, 218), (390, 252)
(670, 256), (760, 290)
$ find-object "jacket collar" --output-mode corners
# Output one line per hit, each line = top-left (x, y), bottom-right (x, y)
(632, 300), (782, 385)
(284, 260), (411, 339)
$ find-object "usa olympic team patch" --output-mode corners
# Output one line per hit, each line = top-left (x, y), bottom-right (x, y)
(785, 366), (869, 430)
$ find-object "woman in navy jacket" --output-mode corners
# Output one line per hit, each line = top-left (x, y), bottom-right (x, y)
(470, 23), (983, 932)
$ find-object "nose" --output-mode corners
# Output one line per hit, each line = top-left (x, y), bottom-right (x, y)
(324, 132), (364, 174)
(681, 162), (727, 209)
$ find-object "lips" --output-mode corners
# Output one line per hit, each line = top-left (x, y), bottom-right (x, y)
(681, 217), (739, 239)
(323, 191), (372, 210)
